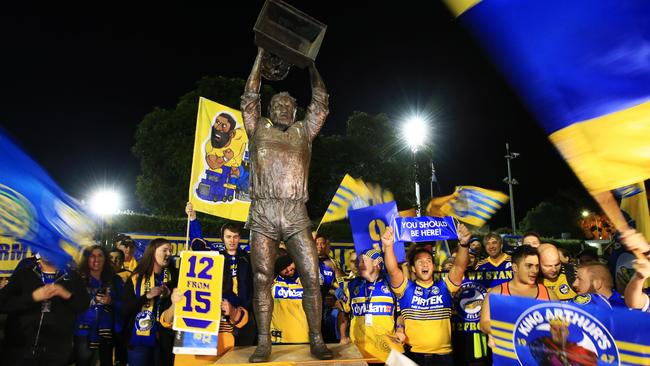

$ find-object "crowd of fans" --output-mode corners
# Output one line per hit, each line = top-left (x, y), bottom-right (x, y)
(0, 203), (649, 366)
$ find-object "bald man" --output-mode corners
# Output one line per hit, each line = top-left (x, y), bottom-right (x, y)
(537, 243), (577, 301)
(571, 262), (626, 308)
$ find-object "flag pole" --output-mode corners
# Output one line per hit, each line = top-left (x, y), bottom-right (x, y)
(185, 215), (191, 251)
(593, 191), (649, 259)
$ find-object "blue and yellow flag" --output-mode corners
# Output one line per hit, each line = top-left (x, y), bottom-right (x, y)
(620, 182), (650, 243)
(426, 186), (508, 227)
(189, 98), (250, 222)
(434, 240), (451, 272)
(320, 174), (394, 225)
(0, 129), (94, 266)
(445, 0), (650, 194)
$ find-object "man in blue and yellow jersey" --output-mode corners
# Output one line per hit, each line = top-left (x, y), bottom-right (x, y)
(270, 255), (309, 344)
(383, 224), (471, 366)
(475, 233), (512, 285)
(338, 248), (401, 362)
(315, 233), (344, 342)
(572, 262), (626, 308)
(538, 243), (578, 301)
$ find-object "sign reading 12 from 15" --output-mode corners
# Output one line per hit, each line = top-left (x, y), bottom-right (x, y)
(173, 251), (224, 335)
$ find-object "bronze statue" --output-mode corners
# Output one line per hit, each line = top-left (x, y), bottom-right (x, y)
(241, 47), (332, 362)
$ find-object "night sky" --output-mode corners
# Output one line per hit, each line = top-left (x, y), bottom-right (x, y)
(0, 2), (586, 228)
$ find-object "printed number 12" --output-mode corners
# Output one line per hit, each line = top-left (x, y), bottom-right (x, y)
(187, 256), (214, 279)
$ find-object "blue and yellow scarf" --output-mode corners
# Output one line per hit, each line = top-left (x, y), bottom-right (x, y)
(130, 269), (171, 347)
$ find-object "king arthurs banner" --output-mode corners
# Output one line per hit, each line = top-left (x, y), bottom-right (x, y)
(489, 294), (650, 366)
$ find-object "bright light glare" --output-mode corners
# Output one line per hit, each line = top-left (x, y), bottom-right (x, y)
(90, 190), (121, 216)
(581, 210), (590, 218)
(402, 115), (428, 152)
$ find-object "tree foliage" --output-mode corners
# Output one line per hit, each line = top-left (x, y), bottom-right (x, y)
(308, 111), (419, 219)
(518, 189), (596, 238)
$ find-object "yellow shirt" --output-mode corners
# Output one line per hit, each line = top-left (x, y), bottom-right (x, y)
(393, 277), (460, 354)
(205, 128), (248, 170)
(270, 276), (309, 344)
(341, 277), (400, 362)
(123, 257), (138, 272)
(541, 265), (577, 301)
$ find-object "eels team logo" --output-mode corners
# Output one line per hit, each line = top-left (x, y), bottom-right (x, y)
(0, 184), (36, 239)
(513, 303), (619, 366)
(559, 284), (570, 295)
(136, 310), (154, 332)
(454, 281), (487, 322)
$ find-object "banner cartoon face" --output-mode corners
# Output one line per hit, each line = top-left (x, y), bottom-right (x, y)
(189, 98), (251, 222)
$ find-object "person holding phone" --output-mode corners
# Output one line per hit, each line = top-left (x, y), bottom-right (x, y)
(74, 245), (124, 366)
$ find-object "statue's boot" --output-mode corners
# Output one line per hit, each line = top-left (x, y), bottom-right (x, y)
(309, 333), (334, 360)
(249, 334), (272, 363)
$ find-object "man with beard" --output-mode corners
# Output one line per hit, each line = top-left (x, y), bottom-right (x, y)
(571, 262), (626, 308)
(538, 243), (577, 301)
(241, 47), (331, 362)
(205, 112), (247, 178)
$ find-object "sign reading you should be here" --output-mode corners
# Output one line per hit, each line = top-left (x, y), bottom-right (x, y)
(393, 216), (458, 242)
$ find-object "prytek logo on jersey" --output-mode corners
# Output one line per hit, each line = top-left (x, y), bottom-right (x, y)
(513, 303), (619, 366)
(274, 286), (304, 299)
(410, 294), (444, 308)
(351, 302), (393, 316)
(454, 281), (487, 322)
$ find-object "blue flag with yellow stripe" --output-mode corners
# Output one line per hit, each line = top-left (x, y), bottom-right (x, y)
(490, 294), (650, 366)
(320, 174), (393, 225)
(0, 129), (95, 266)
(444, 0), (650, 194)
(426, 186), (508, 227)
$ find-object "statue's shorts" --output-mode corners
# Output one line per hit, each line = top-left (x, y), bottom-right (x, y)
(245, 199), (312, 241)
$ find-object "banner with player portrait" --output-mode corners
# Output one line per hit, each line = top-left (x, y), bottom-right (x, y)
(189, 97), (251, 222)
(490, 294), (650, 366)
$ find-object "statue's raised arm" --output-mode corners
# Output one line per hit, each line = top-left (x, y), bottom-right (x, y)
(241, 47), (264, 138)
(303, 63), (329, 141)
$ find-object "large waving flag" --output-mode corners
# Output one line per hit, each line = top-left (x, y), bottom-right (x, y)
(0, 129), (95, 266)
(444, 0), (650, 195)
(620, 182), (650, 242)
(189, 98), (250, 222)
(426, 186), (508, 227)
(319, 174), (394, 224)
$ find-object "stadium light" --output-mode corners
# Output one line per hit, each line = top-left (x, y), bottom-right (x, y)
(581, 210), (590, 218)
(89, 189), (121, 216)
(402, 114), (428, 153)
